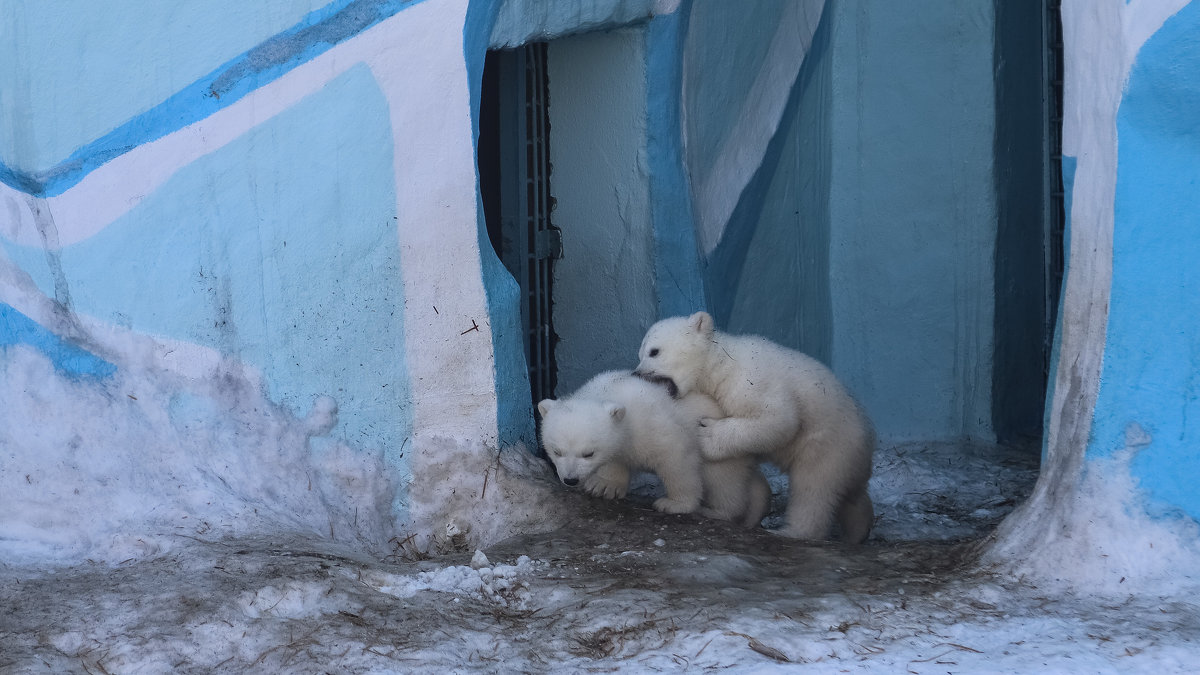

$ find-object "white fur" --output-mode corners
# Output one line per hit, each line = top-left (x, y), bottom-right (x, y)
(537, 371), (703, 514)
(635, 312), (875, 542)
(676, 391), (770, 528)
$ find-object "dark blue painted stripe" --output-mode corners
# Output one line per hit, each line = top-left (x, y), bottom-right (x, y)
(1, 0), (425, 198)
(463, 0), (537, 449)
(0, 302), (117, 378)
(645, 7), (707, 319)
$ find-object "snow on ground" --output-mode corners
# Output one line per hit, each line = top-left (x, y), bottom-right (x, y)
(3, 347), (1200, 672)
(5, 433), (1200, 673)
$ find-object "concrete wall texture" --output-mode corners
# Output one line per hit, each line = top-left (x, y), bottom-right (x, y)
(2, 0), (1198, 555)
(547, 27), (656, 394)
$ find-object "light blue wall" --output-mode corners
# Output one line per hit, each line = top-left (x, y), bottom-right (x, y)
(0, 0), (463, 511)
(548, 28), (657, 393)
(0, 0), (421, 197)
(645, 8), (706, 319)
(489, 0), (660, 48)
(1091, 0), (1200, 520)
(0, 0), (328, 176)
(681, 2), (786, 195)
(2, 64), (411, 459)
(713, 9), (833, 365)
(0, 303), (115, 378)
(695, 0), (999, 444)
(828, 0), (996, 442)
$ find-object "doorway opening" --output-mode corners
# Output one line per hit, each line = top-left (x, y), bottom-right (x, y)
(478, 43), (561, 412)
(479, 28), (660, 420)
(991, 0), (1065, 449)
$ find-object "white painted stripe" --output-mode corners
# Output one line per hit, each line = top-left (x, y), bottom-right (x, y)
(363, 0), (501, 444)
(688, 0), (823, 256)
(1046, 0), (1185, 469)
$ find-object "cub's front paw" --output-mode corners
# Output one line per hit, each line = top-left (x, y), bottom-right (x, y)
(583, 471), (628, 500)
(653, 497), (699, 514)
(697, 432), (723, 461)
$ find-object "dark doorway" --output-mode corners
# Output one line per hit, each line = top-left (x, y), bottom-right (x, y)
(478, 44), (561, 410)
(992, 0), (1065, 447)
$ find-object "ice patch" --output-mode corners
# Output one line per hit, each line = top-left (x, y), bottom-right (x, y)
(359, 555), (541, 609)
(239, 580), (359, 619)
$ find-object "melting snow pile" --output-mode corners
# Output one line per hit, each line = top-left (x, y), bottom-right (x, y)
(0, 344), (401, 566)
(984, 446), (1200, 596)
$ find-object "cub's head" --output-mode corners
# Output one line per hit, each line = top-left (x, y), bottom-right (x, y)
(633, 311), (715, 398)
(536, 398), (625, 486)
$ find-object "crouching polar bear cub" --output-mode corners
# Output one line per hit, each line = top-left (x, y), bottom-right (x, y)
(538, 370), (769, 526)
(635, 312), (875, 543)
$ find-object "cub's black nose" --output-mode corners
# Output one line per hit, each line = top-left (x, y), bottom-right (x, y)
(562, 477), (579, 487)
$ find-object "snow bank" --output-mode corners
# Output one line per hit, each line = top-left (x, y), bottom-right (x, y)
(982, 446), (1200, 596)
(0, 344), (401, 566)
(0, 341), (574, 568)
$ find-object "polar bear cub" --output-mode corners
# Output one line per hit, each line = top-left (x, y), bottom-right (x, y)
(538, 370), (703, 514)
(635, 312), (875, 543)
(538, 370), (768, 525)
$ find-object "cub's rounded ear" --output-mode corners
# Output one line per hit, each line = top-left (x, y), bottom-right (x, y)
(689, 311), (714, 335)
(537, 399), (556, 419)
(605, 403), (626, 422)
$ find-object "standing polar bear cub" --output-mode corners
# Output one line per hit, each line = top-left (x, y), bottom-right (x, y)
(538, 370), (769, 526)
(635, 312), (876, 543)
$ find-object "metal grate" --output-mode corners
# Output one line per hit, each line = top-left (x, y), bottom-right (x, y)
(518, 43), (560, 407)
(480, 44), (561, 410)
(1044, 0), (1065, 378)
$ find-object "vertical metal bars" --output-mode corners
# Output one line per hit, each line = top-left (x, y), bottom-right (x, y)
(521, 42), (557, 408)
(1043, 0), (1065, 378)
(486, 44), (558, 410)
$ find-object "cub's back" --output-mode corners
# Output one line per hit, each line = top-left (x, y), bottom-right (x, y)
(575, 370), (692, 441)
(723, 334), (857, 411)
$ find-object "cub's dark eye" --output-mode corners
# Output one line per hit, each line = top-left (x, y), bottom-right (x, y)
(648, 348), (660, 357)
(582, 452), (595, 459)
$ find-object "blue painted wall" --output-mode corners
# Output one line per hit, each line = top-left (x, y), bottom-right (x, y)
(0, 0), (424, 197)
(1091, 0), (1200, 520)
(0, 0), (328, 177)
(646, 8), (707, 319)
(466, 0), (534, 447)
(712, 9), (834, 365)
(547, 27), (658, 393)
(0, 303), (115, 378)
(0, 2), (456, 528)
(828, 0), (997, 443)
(698, 0), (998, 444)
(2, 63), (412, 459)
